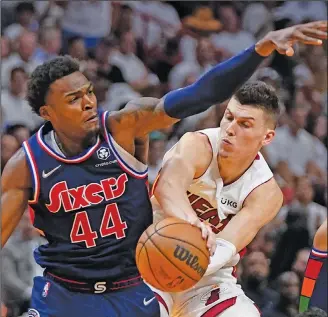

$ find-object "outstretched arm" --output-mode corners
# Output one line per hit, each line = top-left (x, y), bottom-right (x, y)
(1, 149), (31, 247)
(108, 21), (327, 141)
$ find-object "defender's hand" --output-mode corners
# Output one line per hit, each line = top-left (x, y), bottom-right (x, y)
(255, 20), (327, 57)
(187, 216), (216, 256)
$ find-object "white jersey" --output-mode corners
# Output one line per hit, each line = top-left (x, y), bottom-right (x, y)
(151, 128), (273, 316)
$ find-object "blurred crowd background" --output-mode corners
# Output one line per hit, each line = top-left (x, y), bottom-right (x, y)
(0, 1), (327, 317)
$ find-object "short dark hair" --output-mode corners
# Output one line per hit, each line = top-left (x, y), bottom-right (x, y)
(10, 66), (26, 80)
(68, 35), (83, 48)
(296, 307), (328, 317)
(16, 2), (35, 14)
(234, 81), (280, 127)
(27, 56), (80, 114)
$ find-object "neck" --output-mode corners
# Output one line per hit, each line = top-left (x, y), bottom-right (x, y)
(289, 124), (299, 136)
(218, 153), (256, 185)
(54, 131), (97, 157)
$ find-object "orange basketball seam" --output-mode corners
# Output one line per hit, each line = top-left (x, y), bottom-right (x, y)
(137, 219), (191, 258)
(144, 231), (173, 291)
(146, 231), (198, 283)
(155, 225), (209, 259)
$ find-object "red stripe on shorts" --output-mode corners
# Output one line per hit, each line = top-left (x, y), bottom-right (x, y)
(201, 297), (237, 317)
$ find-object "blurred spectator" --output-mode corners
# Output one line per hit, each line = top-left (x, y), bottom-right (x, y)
(1, 31), (38, 89)
(277, 176), (326, 238)
(1, 303), (7, 317)
(67, 36), (87, 61)
(148, 131), (167, 186)
(292, 248), (311, 283)
(273, 1), (327, 24)
(61, 0), (112, 49)
(265, 104), (323, 185)
(1, 134), (20, 172)
(93, 37), (126, 84)
(110, 30), (160, 93)
(169, 37), (216, 90)
(263, 271), (300, 317)
(241, 251), (279, 310)
(1, 36), (11, 59)
(242, 2), (275, 40)
(211, 3), (255, 55)
(4, 2), (38, 41)
(1, 67), (44, 131)
(6, 124), (31, 146)
(34, 0), (66, 28)
(33, 26), (62, 65)
(181, 6), (222, 62)
(2, 211), (45, 317)
(124, 1), (181, 51)
(270, 208), (310, 281)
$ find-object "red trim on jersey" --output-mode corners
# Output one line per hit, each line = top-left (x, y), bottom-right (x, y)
(23, 141), (40, 204)
(241, 177), (274, 208)
(102, 111), (148, 179)
(201, 297), (237, 317)
(36, 128), (101, 164)
(154, 292), (169, 315)
(46, 272), (87, 285)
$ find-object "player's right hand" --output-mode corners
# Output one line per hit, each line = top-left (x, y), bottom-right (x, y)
(187, 216), (216, 256)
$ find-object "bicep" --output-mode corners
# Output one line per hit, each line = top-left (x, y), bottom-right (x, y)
(242, 178), (284, 228)
(1, 149), (31, 246)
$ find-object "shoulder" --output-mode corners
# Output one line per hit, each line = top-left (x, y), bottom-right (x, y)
(164, 132), (213, 172)
(245, 177), (283, 208)
(2, 147), (32, 190)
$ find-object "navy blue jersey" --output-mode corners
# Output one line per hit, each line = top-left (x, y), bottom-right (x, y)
(22, 111), (152, 282)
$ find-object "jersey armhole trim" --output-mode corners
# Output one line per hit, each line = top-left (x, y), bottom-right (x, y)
(193, 131), (215, 180)
(22, 141), (40, 204)
(101, 111), (148, 179)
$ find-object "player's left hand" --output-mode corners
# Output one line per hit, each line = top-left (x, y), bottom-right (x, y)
(255, 20), (327, 57)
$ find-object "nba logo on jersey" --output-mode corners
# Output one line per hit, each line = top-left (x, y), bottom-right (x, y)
(97, 147), (110, 160)
(42, 282), (51, 298)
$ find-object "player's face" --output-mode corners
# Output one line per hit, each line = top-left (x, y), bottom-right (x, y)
(219, 98), (275, 159)
(41, 71), (100, 143)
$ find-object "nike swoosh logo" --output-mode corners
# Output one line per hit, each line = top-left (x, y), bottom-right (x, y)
(143, 297), (156, 306)
(42, 165), (61, 178)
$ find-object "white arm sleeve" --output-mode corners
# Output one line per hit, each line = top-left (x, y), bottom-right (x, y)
(204, 238), (237, 276)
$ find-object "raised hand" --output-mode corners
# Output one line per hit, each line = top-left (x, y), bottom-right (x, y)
(255, 20), (328, 57)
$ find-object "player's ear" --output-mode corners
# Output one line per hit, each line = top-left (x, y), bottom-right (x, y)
(262, 129), (275, 146)
(39, 105), (51, 121)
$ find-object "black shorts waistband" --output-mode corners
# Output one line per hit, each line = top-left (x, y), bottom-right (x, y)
(44, 270), (143, 294)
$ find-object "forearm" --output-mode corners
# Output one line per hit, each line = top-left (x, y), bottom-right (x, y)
(164, 45), (264, 119)
(154, 178), (196, 222)
(1, 192), (27, 247)
(217, 212), (260, 252)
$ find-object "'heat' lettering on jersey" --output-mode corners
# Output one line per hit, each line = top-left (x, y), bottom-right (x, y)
(46, 173), (128, 213)
(187, 191), (234, 234)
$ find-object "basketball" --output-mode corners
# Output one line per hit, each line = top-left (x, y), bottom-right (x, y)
(136, 217), (210, 292)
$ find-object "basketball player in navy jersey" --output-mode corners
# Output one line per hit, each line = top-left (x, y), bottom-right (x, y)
(1, 21), (327, 317)
(299, 219), (327, 313)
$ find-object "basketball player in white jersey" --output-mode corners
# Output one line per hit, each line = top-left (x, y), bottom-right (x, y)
(150, 81), (284, 317)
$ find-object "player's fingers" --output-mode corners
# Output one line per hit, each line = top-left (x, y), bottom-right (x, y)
(199, 222), (208, 240)
(301, 27), (328, 40)
(207, 232), (216, 256)
(292, 30), (323, 45)
(304, 20), (328, 30)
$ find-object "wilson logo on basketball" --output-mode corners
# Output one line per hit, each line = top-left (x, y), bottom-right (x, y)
(173, 245), (206, 276)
